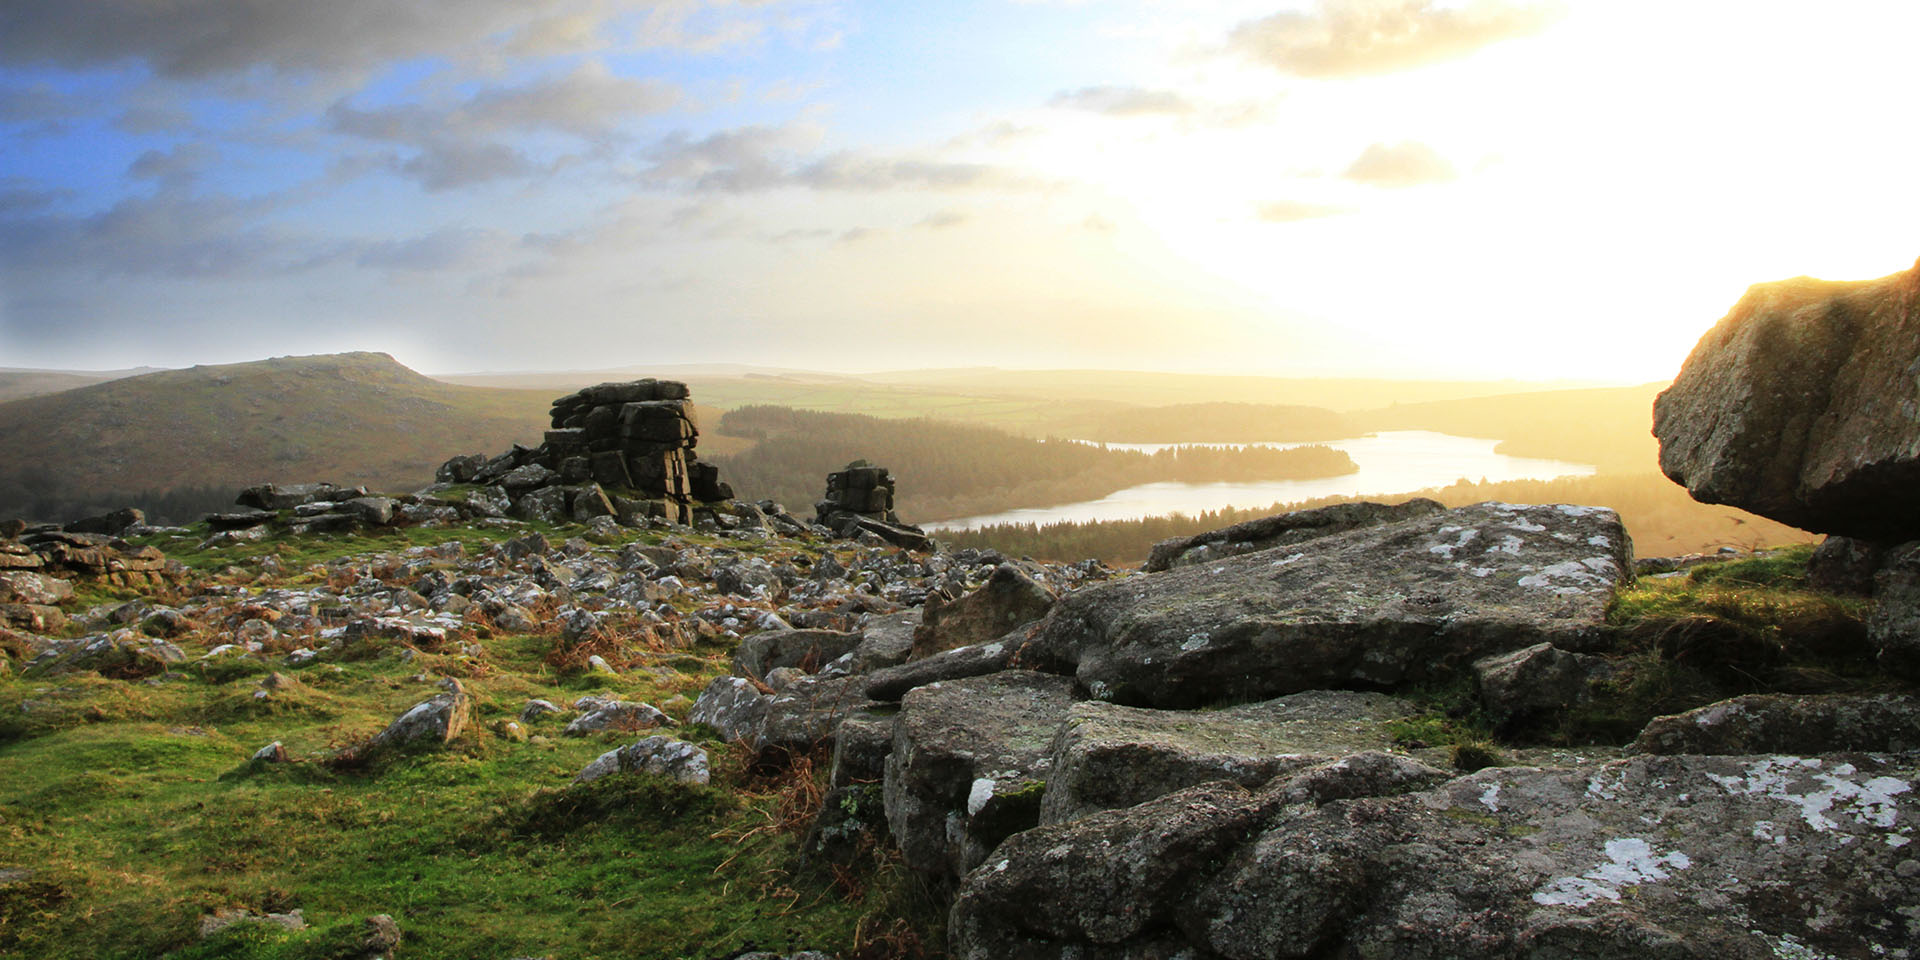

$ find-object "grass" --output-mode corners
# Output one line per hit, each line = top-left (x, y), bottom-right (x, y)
(1545, 542), (1883, 745)
(0, 523), (916, 960)
(1376, 544), (1893, 753)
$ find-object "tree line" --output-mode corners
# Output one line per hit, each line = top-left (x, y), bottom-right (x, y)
(706, 405), (1355, 521)
(941, 472), (1818, 566)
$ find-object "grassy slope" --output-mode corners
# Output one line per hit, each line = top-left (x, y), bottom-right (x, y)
(0, 354), (554, 517)
(0, 523), (912, 960)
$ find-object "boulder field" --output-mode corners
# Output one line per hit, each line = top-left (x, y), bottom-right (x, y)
(676, 494), (1920, 957)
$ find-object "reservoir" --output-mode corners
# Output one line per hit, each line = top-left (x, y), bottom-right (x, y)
(926, 430), (1595, 531)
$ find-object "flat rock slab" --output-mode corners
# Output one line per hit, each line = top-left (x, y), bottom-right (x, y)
(953, 753), (1920, 959)
(884, 670), (1077, 879)
(1039, 690), (1413, 825)
(1633, 693), (1920, 756)
(1032, 502), (1631, 708)
(864, 638), (1019, 701)
(1144, 498), (1446, 572)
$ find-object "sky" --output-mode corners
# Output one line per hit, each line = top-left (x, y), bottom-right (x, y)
(1, 0), (1917, 382)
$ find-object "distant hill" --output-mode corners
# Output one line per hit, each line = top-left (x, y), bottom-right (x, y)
(860, 368), (1620, 411)
(0, 366), (161, 403)
(1055, 402), (1352, 444)
(0, 353), (554, 523)
(1349, 384), (1667, 474)
(0, 351), (1674, 527)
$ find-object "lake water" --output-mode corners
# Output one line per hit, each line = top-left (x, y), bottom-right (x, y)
(926, 430), (1596, 531)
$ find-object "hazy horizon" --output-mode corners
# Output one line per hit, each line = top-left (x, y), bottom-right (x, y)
(4, 1), (1916, 381)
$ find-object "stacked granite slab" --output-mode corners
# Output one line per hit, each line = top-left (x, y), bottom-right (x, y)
(439, 379), (731, 527)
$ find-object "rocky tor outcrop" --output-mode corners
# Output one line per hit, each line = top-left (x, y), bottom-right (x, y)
(814, 460), (932, 550)
(437, 378), (729, 527)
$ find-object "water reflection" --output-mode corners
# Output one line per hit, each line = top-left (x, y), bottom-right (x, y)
(927, 431), (1594, 531)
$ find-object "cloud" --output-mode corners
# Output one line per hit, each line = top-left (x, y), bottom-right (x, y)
(1342, 140), (1455, 187)
(642, 125), (811, 192)
(114, 103), (196, 135)
(0, 0), (771, 81)
(1256, 200), (1347, 221)
(394, 141), (543, 192)
(350, 227), (515, 272)
(448, 62), (680, 137)
(797, 153), (1017, 191)
(0, 180), (74, 218)
(1049, 85), (1195, 116)
(915, 209), (968, 230)
(0, 84), (82, 124)
(1231, 0), (1563, 77)
(0, 187), (296, 279)
(835, 226), (882, 245)
(642, 124), (1031, 194)
(127, 142), (220, 183)
(327, 62), (679, 190)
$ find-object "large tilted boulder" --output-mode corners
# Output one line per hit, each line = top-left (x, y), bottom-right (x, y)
(1654, 259), (1920, 540)
(844, 609), (919, 674)
(865, 639), (1020, 701)
(1144, 498), (1445, 572)
(0, 571), (72, 606)
(1037, 690), (1415, 825)
(688, 676), (770, 743)
(1029, 502), (1633, 707)
(884, 671), (1077, 879)
(951, 753), (1920, 958)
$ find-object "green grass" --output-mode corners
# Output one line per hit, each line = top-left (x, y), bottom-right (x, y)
(0, 526), (911, 960)
(1537, 542), (1885, 745)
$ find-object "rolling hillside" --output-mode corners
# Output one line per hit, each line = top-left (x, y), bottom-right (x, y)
(0, 353), (554, 522)
(0, 367), (158, 403)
